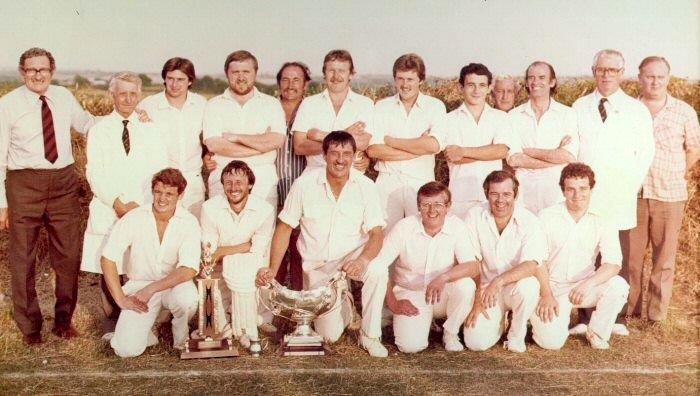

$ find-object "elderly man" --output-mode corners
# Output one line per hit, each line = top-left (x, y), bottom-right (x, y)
(367, 53), (447, 230)
(203, 50), (286, 207)
(571, 49), (655, 336)
(507, 61), (578, 214)
(256, 131), (388, 357)
(292, 49), (373, 173)
(430, 63), (516, 219)
(622, 56), (700, 323)
(200, 160), (275, 349)
(492, 74), (521, 112)
(0, 47), (95, 344)
(377, 182), (478, 353)
(138, 57), (215, 217)
(101, 168), (200, 358)
(532, 163), (629, 350)
(463, 170), (546, 353)
(274, 61), (312, 290)
(81, 72), (168, 336)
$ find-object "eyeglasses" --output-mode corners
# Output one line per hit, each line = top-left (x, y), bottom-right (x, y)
(594, 67), (622, 76)
(22, 68), (52, 76)
(419, 202), (448, 211)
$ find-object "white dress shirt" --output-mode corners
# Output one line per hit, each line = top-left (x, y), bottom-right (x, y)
(291, 89), (375, 169)
(102, 205), (201, 281)
(464, 203), (547, 285)
(372, 214), (477, 290)
(573, 89), (655, 230)
(371, 92), (446, 181)
(430, 103), (516, 203)
(278, 167), (385, 263)
(0, 84), (94, 207)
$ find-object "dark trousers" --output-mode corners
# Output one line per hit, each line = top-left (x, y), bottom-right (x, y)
(274, 227), (303, 290)
(7, 165), (82, 335)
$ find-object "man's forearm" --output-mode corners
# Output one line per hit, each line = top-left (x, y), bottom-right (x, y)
(268, 221), (294, 276)
(494, 260), (538, 286)
(100, 257), (126, 302)
(507, 153), (554, 169)
(293, 132), (324, 155)
(366, 144), (419, 161)
(205, 137), (262, 158)
(523, 147), (575, 164)
(218, 242), (252, 257)
(143, 267), (198, 295)
(234, 132), (285, 153)
(442, 261), (481, 282)
(686, 148), (700, 172)
(388, 135), (440, 155)
(534, 264), (554, 297)
(589, 263), (621, 286)
(358, 227), (384, 262)
(461, 144), (508, 161)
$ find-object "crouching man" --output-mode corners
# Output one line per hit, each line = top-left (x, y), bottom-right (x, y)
(377, 181), (478, 353)
(100, 169), (200, 358)
(532, 163), (629, 350)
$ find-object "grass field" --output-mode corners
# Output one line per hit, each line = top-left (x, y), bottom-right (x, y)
(0, 78), (698, 394)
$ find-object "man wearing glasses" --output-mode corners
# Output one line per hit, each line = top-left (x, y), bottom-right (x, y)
(0, 48), (95, 345)
(570, 49), (655, 336)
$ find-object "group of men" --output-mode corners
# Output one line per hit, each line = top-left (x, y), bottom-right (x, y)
(0, 46), (697, 359)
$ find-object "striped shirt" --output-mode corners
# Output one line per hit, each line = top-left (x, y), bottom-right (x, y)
(276, 101), (306, 207)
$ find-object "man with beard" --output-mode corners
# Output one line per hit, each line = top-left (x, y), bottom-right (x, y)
(200, 160), (275, 350)
(292, 49), (373, 173)
(203, 50), (286, 207)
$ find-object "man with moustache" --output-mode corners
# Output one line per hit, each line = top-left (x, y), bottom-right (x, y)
(81, 72), (168, 338)
(0, 47), (96, 344)
(292, 49), (373, 173)
(201, 160), (275, 350)
(274, 62), (311, 290)
(622, 56), (700, 323)
(256, 132), (388, 357)
(203, 50), (286, 207)
(367, 53), (447, 230)
(507, 61), (578, 214)
(138, 57), (216, 217)
(570, 49), (655, 336)
(492, 74), (521, 112)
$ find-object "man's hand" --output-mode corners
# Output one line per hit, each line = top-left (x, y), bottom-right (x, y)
(204, 152), (216, 172)
(342, 256), (369, 279)
(307, 128), (325, 142)
(353, 151), (370, 172)
(0, 207), (9, 230)
(569, 279), (593, 306)
(444, 145), (464, 163)
(425, 274), (448, 305)
(134, 108), (151, 123)
(388, 299), (419, 316)
(536, 293), (560, 323)
(255, 267), (275, 287)
(558, 135), (572, 148)
(481, 277), (504, 308)
(345, 121), (365, 135)
(131, 285), (155, 306)
(117, 295), (149, 313)
(113, 198), (139, 218)
(464, 296), (490, 328)
(352, 132), (372, 150)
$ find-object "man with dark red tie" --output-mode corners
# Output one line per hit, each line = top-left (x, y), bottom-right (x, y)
(0, 48), (95, 345)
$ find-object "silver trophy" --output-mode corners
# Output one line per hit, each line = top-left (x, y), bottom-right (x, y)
(261, 271), (348, 356)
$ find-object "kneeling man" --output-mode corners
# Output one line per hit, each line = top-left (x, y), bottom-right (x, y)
(101, 169), (200, 358)
(532, 163), (629, 349)
(377, 182), (477, 353)
(463, 170), (546, 353)
(256, 131), (388, 357)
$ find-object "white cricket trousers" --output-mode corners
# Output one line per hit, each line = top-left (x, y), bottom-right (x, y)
(393, 277), (476, 353)
(530, 275), (629, 349)
(463, 276), (539, 351)
(375, 172), (431, 231)
(111, 280), (198, 358)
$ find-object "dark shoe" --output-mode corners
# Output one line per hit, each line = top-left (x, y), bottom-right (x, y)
(51, 324), (79, 339)
(23, 332), (43, 345)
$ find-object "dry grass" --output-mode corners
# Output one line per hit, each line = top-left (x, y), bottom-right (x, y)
(0, 79), (698, 394)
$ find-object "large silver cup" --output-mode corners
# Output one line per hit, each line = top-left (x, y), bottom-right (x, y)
(262, 271), (348, 356)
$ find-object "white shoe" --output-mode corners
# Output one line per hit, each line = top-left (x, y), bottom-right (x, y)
(360, 335), (388, 358)
(569, 323), (588, 336)
(586, 330), (610, 349)
(101, 332), (115, 342)
(146, 330), (159, 347)
(239, 334), (251, 349)
(442, 331), (463, 352)
(611, 323), (629, 336)
(259, 322), (277, 333)
(503, 340), (526, 353)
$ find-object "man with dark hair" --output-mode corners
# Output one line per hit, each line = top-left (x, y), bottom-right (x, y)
(0, 47), (96, 344)
(256, 131), (388, 357)
(200, 160), (275, 351)
(292, 49), (373, 173)
(430, 63), (516, 219)
(463, 170), (546, 353)
(376, 181), (478, 353)
(203, 50), (286, 207)
(368, 54), (447, 230)
(101, 168), (200, 358)
(507, 61), (578, 214)
(139, 57), (215, 217)
(532, 163), (628, 350)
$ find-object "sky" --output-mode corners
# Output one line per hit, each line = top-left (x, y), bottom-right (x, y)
(1, 0), (698, 80)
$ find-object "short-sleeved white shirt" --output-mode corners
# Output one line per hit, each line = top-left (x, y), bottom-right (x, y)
(430, 103), (516, 203)
(291, 89), (375, 169)
(102, 205), (201, 281)
(278, 167), (386, 262)
(538, 202), (622, 289)
(138, 91), (207, 176)
(464, 203), (547, 285)
(371, 93), (446, 181)
(372, 214), (477, 290)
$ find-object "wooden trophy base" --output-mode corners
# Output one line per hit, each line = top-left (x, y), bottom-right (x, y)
(280, 335), (329, 356)
(181, 337), (240, 359)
